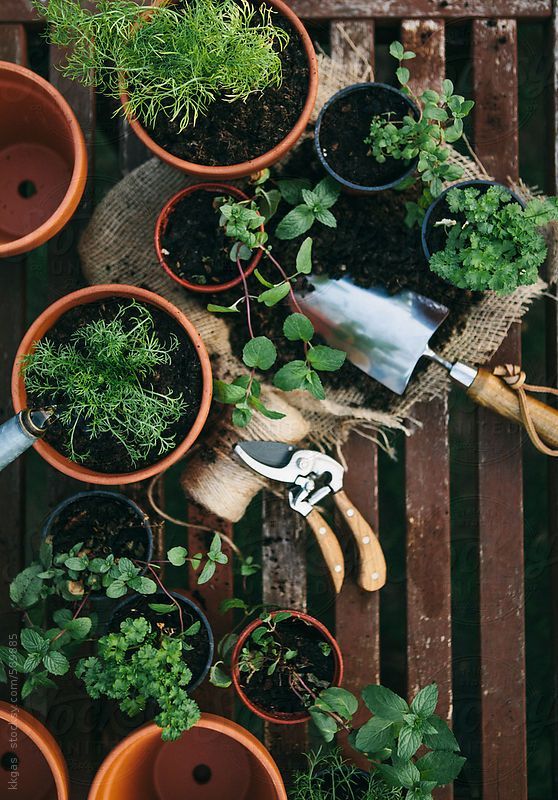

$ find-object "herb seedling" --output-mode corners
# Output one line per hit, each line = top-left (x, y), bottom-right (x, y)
(428, 185), (558, 294)
(34, 0), (288, 131)
(21, 301), (187, 465)
(365, 41), (474, 207)
(209, 174), (345, 427)
(291, 748), (402, 800)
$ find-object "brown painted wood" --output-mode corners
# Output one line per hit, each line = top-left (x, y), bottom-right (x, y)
(0, 0), (37, 22)
(473, 19), (527, 800)
(401, 19), (445, 95)
(290, 0), (551, 19)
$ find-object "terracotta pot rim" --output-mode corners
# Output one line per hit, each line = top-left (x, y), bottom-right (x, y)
(0, 60), (88, 258)
(154, 182), (264, 293)
(88, 712), (287, 800)
(11, 284), (212, 485)
(121, 0), (318, 178)
(231, 609), (344, 725)
(0, 701), (69, 800)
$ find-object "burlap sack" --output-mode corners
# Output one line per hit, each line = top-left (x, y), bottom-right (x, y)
(79, 42), (556, 522)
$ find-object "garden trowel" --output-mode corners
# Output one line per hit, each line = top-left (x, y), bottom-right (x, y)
(294, 276), (558, 450)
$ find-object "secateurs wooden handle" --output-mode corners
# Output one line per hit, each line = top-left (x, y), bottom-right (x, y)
(234, 441), (386, 594)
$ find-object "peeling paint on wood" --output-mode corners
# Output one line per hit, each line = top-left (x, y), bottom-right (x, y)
(290, 0), (551, 20)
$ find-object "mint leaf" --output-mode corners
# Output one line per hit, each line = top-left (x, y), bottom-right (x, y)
(43, 651), (69, 676)
(257, 282), (291, 307)
(295, 237), (313, 274)
(303, 370), (325, 400)
(389, 41), (405, 59)
(232, 407), (252, 427)
(411, 683), (439, 718)
(316, 687), (359, 719)
(249, 396), (286, 420)
(214, 380), (246, 404)
(362, 684), (410, 720)
(167, 546), (188, 567)
(21, 629), (46, 654)
(283, 313), (314, 342)
(148, 603), (176, 614)
(307, 345), (346, 371)
(314, 208), (337, 228)
(106, 580), (128, 599)
(65, 617), (92, 639)
(197, 560), (216, 585)
(416, 751), (466, 785)
(277, 178), (312, 205)
(423, 714), (460, 751)
(309, 708), (339, 742)
(273, 361), (308, 391)
(313, 177), (341, 209)
(275, 205), (314, 240)
(207, 303), (240, 314)
(129, 577), (157, 594)
(398, 724), (422, 759)
(242, 336), (277, 370)
(64, 557), (86, 572)
(210, 662), (232, 688)
(396, 66), (410, 85)
(355, 716), (394, 753)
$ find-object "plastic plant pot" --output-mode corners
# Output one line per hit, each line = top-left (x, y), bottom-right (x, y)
(421, 179), (527, 260)
(314, 82), (419, 194)
(0, 61), (87, 258)
(11, 284), (212, 485)
(231, 609), (344, 724)
(121, 0), (318, 180)
(0, 701), (69, 799)
(88, 713), (288, 800)
(155, 183), (264, 293)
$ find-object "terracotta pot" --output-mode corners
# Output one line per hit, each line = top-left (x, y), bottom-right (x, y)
(155, 183), (264, 293)
(11, 284), (212, 485)
(88, 713), (287, 800)
(231, 610), (344, 724)
(0, 701), (69, 799)
(0, 61), (87, 258)
(121, 0), (318, 180)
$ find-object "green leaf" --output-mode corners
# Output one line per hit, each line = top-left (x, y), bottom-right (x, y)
(65, 617), (92, 639)
(0, 647), (27, 673)
(355, 716), (394, 753)
(424, 105), (448, 122)
(295, 237), (313, 274)
(314, 208), (337, 228)
(273, 360), (309, 392)
(411, 683), (439, 718)
(396, 66), (410, 85)
(283, 313), (314, 342)
(39, 541), (53, 570)
(362, 684), (410, 720)
(64, 557), (86, 572)
(303, 370), (325, 400)
(23, 653), (42, 673)
(309, 708), (339, 742)
(423, 714), (460, 751)
(389, 41), (405, 60)
(254, 269), (275, 288)
(392, 759), (421, 790)
(197, 560), (216, 585)
(129, 577), (157, 594)
(232, 408), (252, 427)
(106, 580), (128, 599)
(307, 345), (346, 372)
(210, 661), (232, 688)
(398, 724), (422, 759)
(167, 546), (188, 567)
(10, 564), (44, 609)
(242, 336), (277, 370)
(207, 303), (240, 314)
(275, 205), (315, 240)
(249, 396), (286, 420)
(21, 629), (46, 654)
(148, 603), (176, 614)
(416, 751), (466, 785)
(313, 177), (341, 209)
(277, 178), (312, 205)
(213, 380), (247, 405)
(316, 687), (359, 719)
(257, 282), (291, 307)
(442, 78), (454, 97)
(43, 650), (69, 676)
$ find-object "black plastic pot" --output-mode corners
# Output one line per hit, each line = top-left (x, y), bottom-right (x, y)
(421, 179), (527, 260)
(109, 590), (214, 691)
(314, 82), (419, 193)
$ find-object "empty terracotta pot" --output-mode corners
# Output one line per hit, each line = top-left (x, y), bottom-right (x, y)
(0, 701), (69, 799)
(88, 713), (287, 800)
(0, 61), (87, 258)
(11, 284), (212, 485)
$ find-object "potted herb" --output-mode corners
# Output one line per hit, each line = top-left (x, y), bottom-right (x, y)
(35, 0), (318, 180)
(0, 701), (69, 799)
(155, 183), (265, 292)
(0, 61), (87, 258)
(422, 180), (558, 294)
(314, 41), (473, 196)
(11, 284), (212, 484)
(291, 749), (400, 800)
(225, 610), (343, 724)
(304, 682), (465, 800)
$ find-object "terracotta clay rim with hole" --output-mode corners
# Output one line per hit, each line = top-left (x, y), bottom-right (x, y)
(11, 284), (212, 485)
(155, 183), (264, 293)
(121, 0), (318, 179)
(0, 701), (69, 800)
(231, 609), (344, 725)
(0, 61), (87, 258)
(88, 713), (288, 800)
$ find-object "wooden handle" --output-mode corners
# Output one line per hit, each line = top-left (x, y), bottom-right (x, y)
(333, 489), (386, 592)
(306, 508), (345, 594)
(467, 368), (558, 448)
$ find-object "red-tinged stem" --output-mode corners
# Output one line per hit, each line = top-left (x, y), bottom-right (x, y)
(263, 248), (305, 316)
(237, 257), (255, 339)
(51, 591), (91, 645)
(146, 564), (184, 633)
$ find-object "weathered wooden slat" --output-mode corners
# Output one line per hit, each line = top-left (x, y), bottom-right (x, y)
(0, 23), (28, 701)
(0, 0), (37, 22)
(472, 19), (527, 800)
(261, 491), (307, 778)
(401, 19), (445, 95)
(290, 0), (551, 19)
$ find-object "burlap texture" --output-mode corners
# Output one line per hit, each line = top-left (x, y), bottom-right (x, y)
(78, 44), (556, 521)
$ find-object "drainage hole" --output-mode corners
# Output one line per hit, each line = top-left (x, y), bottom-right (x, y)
(1, 752), (19, 771)
(192, 764), (212, 784)
(18, 180), (37, 199)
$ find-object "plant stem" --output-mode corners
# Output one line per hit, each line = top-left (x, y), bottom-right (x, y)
(290, 671), (352, 734)
(237, 257), (255, 339)
(146, 564), (184, 632)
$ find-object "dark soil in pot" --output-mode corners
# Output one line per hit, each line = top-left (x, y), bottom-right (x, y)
(238, 616), (336, 716)
(226, 140), (482, 412)
(317, 84), (418, 188)
(26, 299), (202, 473)
(146, 10), (307, 166)
(109, 592), (212, 688)
(161, 189), (237, 285)
(46, 493), (151, 565)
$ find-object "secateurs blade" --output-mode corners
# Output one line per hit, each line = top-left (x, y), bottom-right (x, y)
(234, 441), (386, 594)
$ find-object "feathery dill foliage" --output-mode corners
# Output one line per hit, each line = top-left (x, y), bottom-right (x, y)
(33, 0), (289, 131)
(21, 302), (187, 465)
(291, 749), (402, 800)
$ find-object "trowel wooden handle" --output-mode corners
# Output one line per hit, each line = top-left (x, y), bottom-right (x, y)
(467, 368), (558, 448)
(306, 508), (345, 594)
(333, 490), (386, 592)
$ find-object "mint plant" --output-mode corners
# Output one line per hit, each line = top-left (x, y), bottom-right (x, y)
(34, 0), (288, 131)
(365, 41), (474, 203)
(428, 185), (558, 294)
(274, 177), (341, 240)
(307, 683), (465, 800)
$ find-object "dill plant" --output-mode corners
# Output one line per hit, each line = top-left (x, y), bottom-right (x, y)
(21, 301), (188, 465)
(33, 0), (289, 131)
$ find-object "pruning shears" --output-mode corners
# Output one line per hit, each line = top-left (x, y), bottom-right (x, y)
(234, 441), (386, 594)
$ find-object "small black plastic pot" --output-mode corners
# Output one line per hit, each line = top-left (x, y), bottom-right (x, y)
(421, 179), (527, 260)
(314, 82), (419, 194)
(109, 590), (214, 691)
